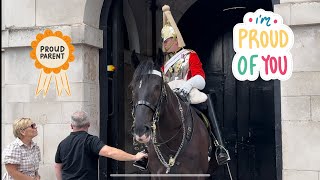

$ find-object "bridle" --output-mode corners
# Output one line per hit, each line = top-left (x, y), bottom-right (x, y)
(131, 70), (166, 129)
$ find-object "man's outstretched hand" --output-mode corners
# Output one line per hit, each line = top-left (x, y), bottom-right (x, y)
(134, 151), (148, 161)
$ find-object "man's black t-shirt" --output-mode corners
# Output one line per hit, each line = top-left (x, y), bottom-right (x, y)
(55, 131), (105, 180)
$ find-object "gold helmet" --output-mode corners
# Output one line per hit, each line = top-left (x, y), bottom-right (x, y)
(161, 24), (176, 41)
(161, 5), (185, 49)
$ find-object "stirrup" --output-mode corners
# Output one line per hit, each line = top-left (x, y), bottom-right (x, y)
(215, 145), (231, 165)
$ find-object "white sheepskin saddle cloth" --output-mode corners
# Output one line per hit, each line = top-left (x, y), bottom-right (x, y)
(167, 80), (208, 104)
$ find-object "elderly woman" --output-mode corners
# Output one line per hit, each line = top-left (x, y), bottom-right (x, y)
(2, 118), (41, 180)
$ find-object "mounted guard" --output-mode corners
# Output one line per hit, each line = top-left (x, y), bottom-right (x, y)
(133, 4), (231, 173)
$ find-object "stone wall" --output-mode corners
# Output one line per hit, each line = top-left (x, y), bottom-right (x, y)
(1, 0), (103, 178)
(275, 1), (320, 180)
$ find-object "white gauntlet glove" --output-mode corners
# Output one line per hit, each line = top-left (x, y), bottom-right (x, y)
(176, 75), (205, 101)
(177, 81), (193, 99)
(168, 75), (207, 104)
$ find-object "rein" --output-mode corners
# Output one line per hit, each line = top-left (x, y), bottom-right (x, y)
(131, 70), (188, 173)
(154, 125), (183, 146)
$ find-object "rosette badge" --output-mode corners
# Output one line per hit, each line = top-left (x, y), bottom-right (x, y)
(30, 29), (75, 97)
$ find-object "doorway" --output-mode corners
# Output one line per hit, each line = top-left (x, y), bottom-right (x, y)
(179, 0), (281, 179)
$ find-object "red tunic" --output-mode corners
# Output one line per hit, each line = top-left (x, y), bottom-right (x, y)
(187, 52), (205, 80)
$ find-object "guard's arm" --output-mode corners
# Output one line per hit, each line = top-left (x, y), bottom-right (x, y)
(186, 51), (206, 91)
(187, 75), (206, 90)
(189, 52), (206, 81)
(177, 75), (206, 97)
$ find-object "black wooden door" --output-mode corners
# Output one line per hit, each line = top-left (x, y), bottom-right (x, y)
(100, 1), (151, 178)
(99, 0), (126, 178)
(179, 0), (281, 179)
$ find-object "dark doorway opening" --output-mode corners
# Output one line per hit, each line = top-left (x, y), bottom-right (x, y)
(179, 0), (281, 180)
(99, 0), (126, 179)
(99, 0), (144, 179)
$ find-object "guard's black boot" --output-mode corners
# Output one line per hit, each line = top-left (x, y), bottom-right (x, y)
(207, 94), (231, 165)
(133, 149), (148, 171)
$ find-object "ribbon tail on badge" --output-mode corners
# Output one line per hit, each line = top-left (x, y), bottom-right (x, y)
(36, 70), (52, 97)
(54, 70), (71, 96)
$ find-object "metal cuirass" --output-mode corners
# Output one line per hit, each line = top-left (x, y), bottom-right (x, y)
(163, 51), (191, 83)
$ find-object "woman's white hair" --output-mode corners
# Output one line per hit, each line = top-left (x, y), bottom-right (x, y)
(71, 111), (90, 128)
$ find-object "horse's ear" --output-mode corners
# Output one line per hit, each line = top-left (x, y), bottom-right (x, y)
(131, 50), (140, 69)
(154, 48), (164, 69)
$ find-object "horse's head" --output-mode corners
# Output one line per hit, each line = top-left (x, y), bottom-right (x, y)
(130, 49), (164, 143)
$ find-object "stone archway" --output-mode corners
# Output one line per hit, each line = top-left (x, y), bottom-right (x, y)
(83, 0), (140, 52)
(83, 0), (105, 28)
(157, 0), (197, 22)
(124, 0), (141, 53)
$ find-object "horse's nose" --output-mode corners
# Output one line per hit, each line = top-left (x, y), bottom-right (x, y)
(134, 125), (151, 136)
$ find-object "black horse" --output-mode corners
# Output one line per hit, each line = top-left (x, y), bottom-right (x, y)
(130, 51), (217, 179)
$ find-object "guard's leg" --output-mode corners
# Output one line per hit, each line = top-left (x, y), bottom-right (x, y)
(206, 94), (230, 165)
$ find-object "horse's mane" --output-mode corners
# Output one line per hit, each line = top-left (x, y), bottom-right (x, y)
(129, 60), (158, 89)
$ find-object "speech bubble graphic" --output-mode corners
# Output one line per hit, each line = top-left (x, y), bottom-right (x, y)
(232, 9), (294, 81)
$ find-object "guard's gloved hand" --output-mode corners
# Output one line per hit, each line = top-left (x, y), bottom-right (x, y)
(178, 81), (193, 94)
(176, 81), (193, 102)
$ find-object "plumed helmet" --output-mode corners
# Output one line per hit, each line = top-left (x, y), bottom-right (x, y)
(161, 5), (185, 49)
(161, 24), (176, 41)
